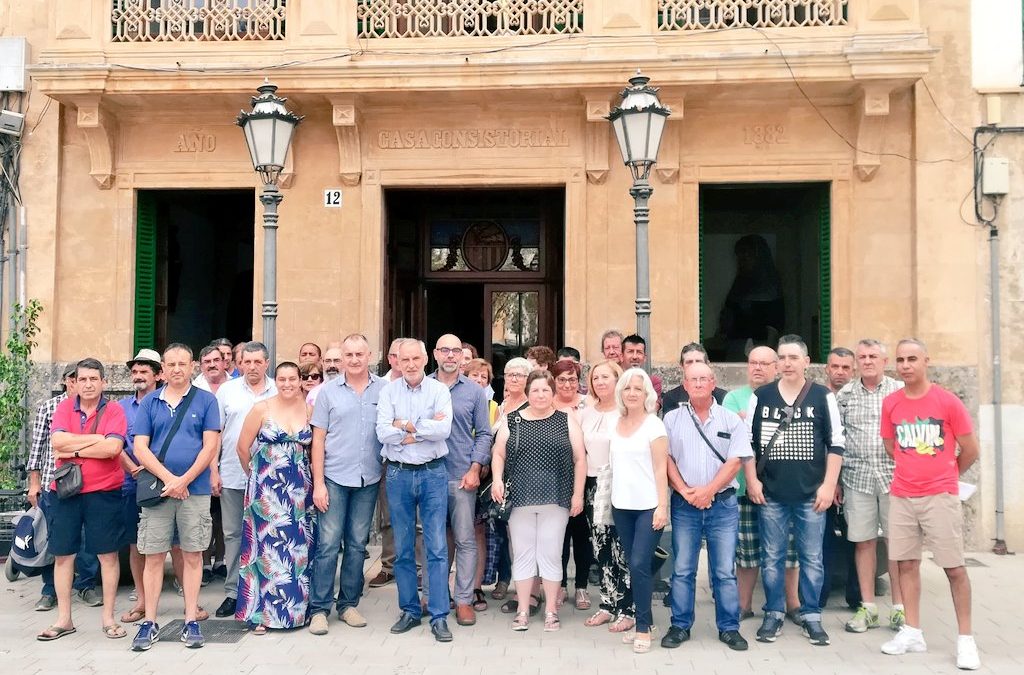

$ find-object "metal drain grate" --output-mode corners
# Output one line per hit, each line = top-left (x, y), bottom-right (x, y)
(156, 619), (250, 643)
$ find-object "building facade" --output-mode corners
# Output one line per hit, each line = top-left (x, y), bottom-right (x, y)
(1, 1), (1012, 544)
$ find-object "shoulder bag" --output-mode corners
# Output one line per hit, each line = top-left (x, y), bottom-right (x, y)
(54, 405), (106, 500)
(137, 387), (198, 508)
(478, 412), (521, 522)
(755, 380), (812, 477)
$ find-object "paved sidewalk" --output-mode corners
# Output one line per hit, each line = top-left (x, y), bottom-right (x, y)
(1, 549), (1019, 674)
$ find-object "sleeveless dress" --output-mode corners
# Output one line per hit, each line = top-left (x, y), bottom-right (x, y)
(505, 410), (574, 510)
(235, 418), (316, 629)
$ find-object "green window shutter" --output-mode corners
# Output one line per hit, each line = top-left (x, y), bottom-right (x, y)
(698, 196), (705, 340)
(818, 185), (832, 363)
(134, 192), (157, 354)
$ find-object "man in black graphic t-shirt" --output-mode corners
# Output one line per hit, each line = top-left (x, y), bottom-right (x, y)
(745, 335), (844, 648)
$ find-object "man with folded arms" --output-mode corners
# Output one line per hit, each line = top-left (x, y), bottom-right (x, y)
(662, 362), (750, 651)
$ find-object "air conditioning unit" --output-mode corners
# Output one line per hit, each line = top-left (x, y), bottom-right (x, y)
(0, 37), (28, 92)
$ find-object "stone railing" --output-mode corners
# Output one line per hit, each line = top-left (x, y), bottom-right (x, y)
(658, 0), (849, 30)
(110, 0), (287, 42)
(355, 0), (584, 38)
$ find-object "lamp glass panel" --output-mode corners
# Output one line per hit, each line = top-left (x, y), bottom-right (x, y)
(610, 115), (630, 165)
(273, 118), (295, 167)
(647, 113), (667, 162)
(242, 121), (260, 169)
(623, 111), (652, 163)
(247, 116), (277, 167)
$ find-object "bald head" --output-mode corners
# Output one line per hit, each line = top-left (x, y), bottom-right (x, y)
(683, 361), (716, 405)
(434, 333), (463, 376)
(746, 346), (778, 387)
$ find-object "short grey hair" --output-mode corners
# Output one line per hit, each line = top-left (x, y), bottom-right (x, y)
(243, 341), (270, 361)
(857, 338), (887, 355)
(896, 338), (928, 354)
(504, 357), (533, 376)
(395, 337), (427, 358)
(614, 367), (659, 416)
(600, 329), (624, 348)
(778, 334), (808, 356)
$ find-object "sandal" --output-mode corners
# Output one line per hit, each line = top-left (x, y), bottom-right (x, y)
(36, 625), (76, 641)
(543, 611), (560, 632)
(500, 595), (542, 616)
(574, 588), (591, 610)
(608, 615), (635, 633)
(120, 608), (145, 624)
(633, 632), (652, 654)
(491, 581), (509, 600)
(196, 606), (209, 622)
(556, 587), (567, 609)
(102, 623), (127, 639)
(620, 628), (637, 644)
(251, 625), (268, 636)
(584, 609), (613, 627)
(472, 588), (488, 612)
(511, 611), (529, 631)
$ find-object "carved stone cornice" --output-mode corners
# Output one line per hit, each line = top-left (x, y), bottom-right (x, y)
(330, 99), (361, 186)
(853, 83), (894, 181)
(73, 98), (116, 189)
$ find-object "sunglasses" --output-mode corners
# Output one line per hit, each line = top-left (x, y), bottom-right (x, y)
(301, 373), (323, 381)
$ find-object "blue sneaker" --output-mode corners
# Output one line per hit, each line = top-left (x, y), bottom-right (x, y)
(131, 621), (159, 651)
(180, 620), (204, 648)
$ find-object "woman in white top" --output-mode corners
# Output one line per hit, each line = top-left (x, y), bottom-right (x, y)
(579, 360), (637, 632)
(610, 367), (669, 654)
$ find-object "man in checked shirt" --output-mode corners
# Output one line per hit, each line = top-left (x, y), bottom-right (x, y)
(26, 365), (101, 611)
(836, 339), (905, 634)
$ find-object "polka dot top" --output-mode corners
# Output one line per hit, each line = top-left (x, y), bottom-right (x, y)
(505, 410), (574, 510)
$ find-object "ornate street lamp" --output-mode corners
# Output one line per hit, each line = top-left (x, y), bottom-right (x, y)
(237, 80), (302, 364)
(607, 71), (670, 371)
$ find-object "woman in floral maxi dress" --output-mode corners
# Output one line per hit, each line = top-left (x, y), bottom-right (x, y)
(234, 362), (316, 632)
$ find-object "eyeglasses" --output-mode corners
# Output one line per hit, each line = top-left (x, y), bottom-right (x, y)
(555, 377), (578, 385)
(686, 376), (713, 385)
(504, 372), (526, 380)
(301, 373), (323, 381)
(436, 347), (461, 355)
(749, 361), (776, 368)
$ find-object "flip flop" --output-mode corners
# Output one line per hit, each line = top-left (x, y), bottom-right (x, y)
(102, 624), (127, 639)
(37, 625), (76, 641)
(251, 625), (267, 636)
(120, 608), (145, 624)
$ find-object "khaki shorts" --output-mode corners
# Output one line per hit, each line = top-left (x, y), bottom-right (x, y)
(138, 494), (213, 555)
(888, 493), (964, 568)
(844, 488), (890, 542)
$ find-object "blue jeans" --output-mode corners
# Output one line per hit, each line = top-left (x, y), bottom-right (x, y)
(309, 479), (379, 617)
(612, 507), (661, 632)
(759, 497), (826, 622)
(669, 492), (741, 632)
(385, 463), (449, 622)
(38, 490), (99, 597)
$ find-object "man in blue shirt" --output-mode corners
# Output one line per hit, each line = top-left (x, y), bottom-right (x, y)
(307, 334), (387, 636)
(129, 343), (220, 652)
(376, 338), (453, 642)
(117, 348), (162, 625)
(429, 334), (491, 627)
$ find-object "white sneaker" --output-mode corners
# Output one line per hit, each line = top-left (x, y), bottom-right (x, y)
(881, 626), (927, 655)
(957, 635), (980, 670)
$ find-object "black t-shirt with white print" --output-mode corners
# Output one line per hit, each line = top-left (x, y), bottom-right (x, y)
(747, 380), (845, 503)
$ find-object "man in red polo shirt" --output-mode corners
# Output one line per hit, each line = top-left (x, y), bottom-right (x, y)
(37, 358), (128, 642)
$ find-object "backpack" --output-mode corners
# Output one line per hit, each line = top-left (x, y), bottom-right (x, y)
(10, 507), (53, 573)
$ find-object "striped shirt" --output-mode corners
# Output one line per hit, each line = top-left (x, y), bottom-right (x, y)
(836, 376), (904, 494)
(664, 402), (752, 491)
(26, 393), (67, 492)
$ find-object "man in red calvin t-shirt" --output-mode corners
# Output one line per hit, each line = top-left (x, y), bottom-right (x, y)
(38, 358), (127, 643)
(879, 339), (980, 670)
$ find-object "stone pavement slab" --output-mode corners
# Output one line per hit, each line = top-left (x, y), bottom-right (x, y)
(2, 550), (1020, 673)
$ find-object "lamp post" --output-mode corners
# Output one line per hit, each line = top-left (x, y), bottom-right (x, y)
(237, 80), (302, 365)
(607, 70), (670, 371)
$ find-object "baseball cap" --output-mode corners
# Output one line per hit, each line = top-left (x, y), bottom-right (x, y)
(127, 348), (162, 369)
(61, 363), (77, 378)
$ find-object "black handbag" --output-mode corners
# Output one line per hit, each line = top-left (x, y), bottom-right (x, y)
(137, 387), (197, 508)
(478, 413), (521, 522)
(54, 404), (106, 500)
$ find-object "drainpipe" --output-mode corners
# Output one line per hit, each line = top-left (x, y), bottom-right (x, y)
(5, 200), (14, 338)
(990, 222), (1008, 555)
(17, 205), (28, 474)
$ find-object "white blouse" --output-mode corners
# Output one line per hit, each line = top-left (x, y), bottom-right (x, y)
(609, 414), (667, 510)
(579, 405), (618, 477)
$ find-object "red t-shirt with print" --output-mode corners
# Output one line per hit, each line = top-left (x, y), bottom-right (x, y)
(881, 384), (972, 498)
(51, 396), (127, 494)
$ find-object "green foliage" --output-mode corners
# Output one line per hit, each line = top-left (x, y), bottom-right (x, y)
(0, 300), (42, 489)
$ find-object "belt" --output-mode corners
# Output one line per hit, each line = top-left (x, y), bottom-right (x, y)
(390, 458), (444, 471)
(713, 487), (737, 502)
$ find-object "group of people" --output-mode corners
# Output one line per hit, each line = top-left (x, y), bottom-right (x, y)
(21, 329), (981, 669)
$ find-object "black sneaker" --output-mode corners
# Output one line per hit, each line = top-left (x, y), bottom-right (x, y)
(756, 616), (784, 643)
(719, 630), (749, 651)
(214, 597), (236, 618)
(201, 568), (212, 586)
(802, 620), (830, 646)
(660, 626), (690, 649)
(212, 564), (227, 578)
